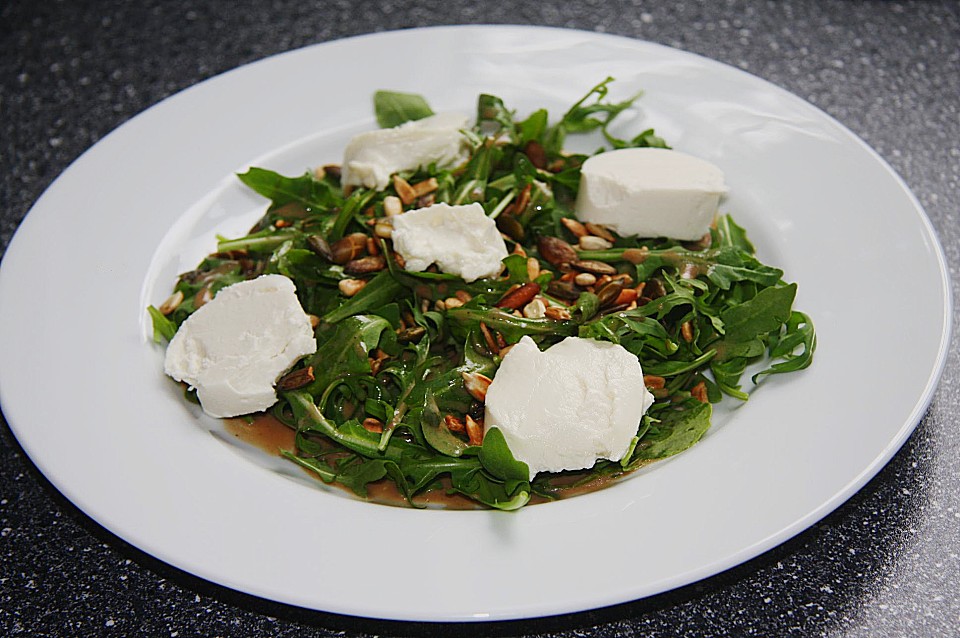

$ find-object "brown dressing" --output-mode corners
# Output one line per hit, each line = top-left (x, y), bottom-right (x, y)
(224, 412), (648, 510)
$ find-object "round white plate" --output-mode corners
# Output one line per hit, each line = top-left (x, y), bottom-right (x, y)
(0, 26), (951, 622)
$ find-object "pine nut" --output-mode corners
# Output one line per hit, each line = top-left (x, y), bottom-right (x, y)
(338, 278), (367, 297)
(523, 299), (546, 319)
(383, 196), (403, 217)
(574, 272), (597, 287)
(578, 235), (613, 251)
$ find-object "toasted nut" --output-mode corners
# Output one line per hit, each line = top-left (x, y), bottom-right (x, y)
(411, 177), (439, 197)
(578, 235), (613, 251)
(613, 272), (635, 287)
(462, 371), (492, 402)
(681, 321), (694, 343)
(596, 280), (624, 307)
(274, 219), (293, 228)
(584, 222), (615, 242)
(417, 193), (436, 208)
(338, 278), (367, 297)
(444, 297), (464, 309)
(496, 215), (525, 241)
(374, 220), (393, 239)
(465, 415), (484, 446)
(345, 255), (386, 274)
(444, 414), (466, 433)
(496, 282), (541, 310)
(571, 259), (618, 276)
(158, 290), (184, 315)
(194, 286), (213, 309)
(307, 314), (320, 328)
(523, 140), (547, 169)
(691, 381), (709, 403)
(560, 217), (588, 238)
(621, 247), (650, 264)
(277, 366), (315, 391)
(392, 175), (417, 205)
(513, 184), (532, 217)
(320, 164), (341, 181)
(544, 306), (572, 320)
(511, 242), (528, 258)
(455, 290), (472, 303)
(330, 233), (367, 264)
(615, 288), (639, 306)
(362, 417), (384, 433)
(574, 272), (597, 287)
(366, 236), (380, 256)
(644, 374), (666, 389)
(479, 322), (500, 354)
(498, 344), (514, 357)
(537, 235), (578, 267)
(523, 298), (547, 319)
(383, 196), (403, 217)
(526, 257), (540, 281)
(434, 299), (447, 312)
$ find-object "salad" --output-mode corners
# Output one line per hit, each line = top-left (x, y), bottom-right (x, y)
(149, 79), (816, 510)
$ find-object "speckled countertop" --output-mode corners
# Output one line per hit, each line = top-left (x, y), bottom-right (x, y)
(2, 1), (958, 636)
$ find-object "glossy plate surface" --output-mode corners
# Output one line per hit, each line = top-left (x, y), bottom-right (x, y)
(0, 26), (950, 621)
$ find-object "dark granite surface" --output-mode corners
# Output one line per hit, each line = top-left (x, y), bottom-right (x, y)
(2, 1), (958, 636)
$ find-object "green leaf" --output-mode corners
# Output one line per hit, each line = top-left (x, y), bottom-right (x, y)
(302, 315), (391, 396)
(479, 427), (530, 484)
(147, 306), (177, 343)
(720, 283), (797, 342)
(374, 90), (434, 128)
(322, 271), (406, 323)
(633, 401), (712, 460)
(237, 168), (339, 210)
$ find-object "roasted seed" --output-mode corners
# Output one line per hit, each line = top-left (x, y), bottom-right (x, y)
(681, 321), (694, 343)
(496, 215), (525, 241)
(547, 279), (580, 301)
(455, 290), (473, 303)
(444, 414), (466, 433)
(434, 299), (447, 312)
(444, 297), (464, 309)
(397, 325), (426, 343)
(320, 164), (341, 181)
(158, 290), (184, 315)
(338, 278), (367, 297)
(330, 233), (367, 264)
(513, 184), (532, 217)
(523, 298), (547, 319)
(644, 374), (666, 389)
(307, 234), (335, 261)
(462, 371), (492, 402)
(479, 322), (500, 354)
(523, 140), (548, 169)
(392, 175), (417, 205)
(596, 280), (624, 307)
(277, 366), (315, 391)
(496, 282), (541, 310)
(537, 235), (578, 267)
(615, 287), (639, 306)
(274, 219), (293, 228)
(307, 314), (320, 328)
(411, 177), (439, 197)
(465, 414), (484, 446)
(416, 193), (436, 208)
(621, 247), (650, 264)
(571, 259), (618, 276)
(560, 217), (588, 238)
(362, 417), (384, 433)
(584, 222), (615, 242)
(383, 196), (403, 217)
(344, 255), (387, 274)
(578, 235), (613, 251)
(194, 286), (213, 309)
(526, 257), (540, 281)
(574, 272), (597, 287)
(544, 306), (572, 320)
(374, 220), (393, 239)
(691, 381), (709, 403)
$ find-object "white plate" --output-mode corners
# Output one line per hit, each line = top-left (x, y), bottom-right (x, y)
(0, 26), (951, 622)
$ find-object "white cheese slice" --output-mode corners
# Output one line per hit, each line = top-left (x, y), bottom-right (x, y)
(341, 112), (470, 190)
(483, 336), (655, 479)
(390, 202), (508, 282)
(575, 147), (727, 240)
(163, 274), (317, 418)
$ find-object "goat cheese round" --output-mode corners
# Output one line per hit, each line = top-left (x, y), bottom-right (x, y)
(341, 112), (471, 190)
(575, 147), (727, 240)
(390, 202), (508, 282)
(163, 274), (317, 418)
(484, 336), (655, 479)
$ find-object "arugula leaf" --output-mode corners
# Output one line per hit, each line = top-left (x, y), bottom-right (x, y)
(374, 90), (434, 128)
(632, 401), (712, 461)
(237, 168), (339, 210)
